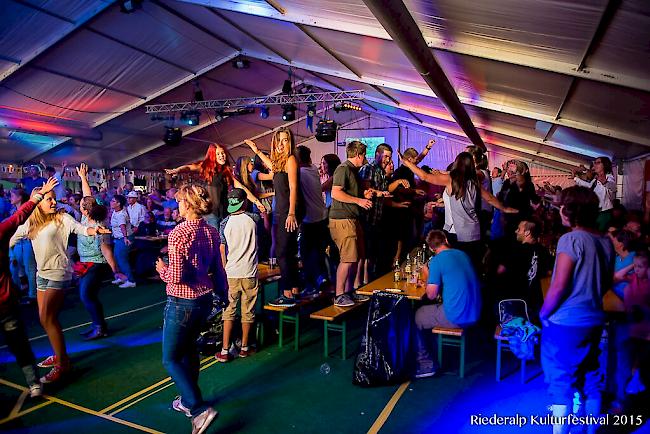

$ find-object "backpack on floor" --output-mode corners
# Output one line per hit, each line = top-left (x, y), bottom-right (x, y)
(353, 292), (416, 387)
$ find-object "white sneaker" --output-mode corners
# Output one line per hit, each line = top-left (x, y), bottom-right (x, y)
(119, 281), (136, 288)
(111, 278), (124, 284)
(192, 407), (218, 434)
(29, 383), (42, 398)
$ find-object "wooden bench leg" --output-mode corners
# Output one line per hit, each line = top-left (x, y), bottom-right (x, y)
(323, 321), (329, 358)
(496, 339), (502, 382)
(437, 334), (443, 368)
(278, 311), (284, 348)
(459, 334), (465, 379)
(294, 314), (300, 351)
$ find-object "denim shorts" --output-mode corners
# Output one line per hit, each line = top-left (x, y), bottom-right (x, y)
(36, 276), (71, 291)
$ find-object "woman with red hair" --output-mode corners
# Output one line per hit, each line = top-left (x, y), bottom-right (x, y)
(166, 143), (266, 229)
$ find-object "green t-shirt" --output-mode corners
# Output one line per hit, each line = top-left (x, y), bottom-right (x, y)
(329, 160), (361, 220)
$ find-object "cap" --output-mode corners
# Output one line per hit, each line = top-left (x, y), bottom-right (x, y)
(127, 191), (139, 198)
(227, 188), (246, 213)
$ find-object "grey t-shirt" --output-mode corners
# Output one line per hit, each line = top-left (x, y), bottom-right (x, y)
(548, 230), (614, 326)
(329, 160), (361, 220)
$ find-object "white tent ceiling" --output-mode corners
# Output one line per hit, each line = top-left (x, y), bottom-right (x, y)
(0, 0), (648, 172)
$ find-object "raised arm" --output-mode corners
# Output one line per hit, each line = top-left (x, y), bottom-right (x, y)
(399, 155), (451, 188)
(165, 162), (201, 175)
(415, 139), (435, 164)
(4, 177), (58, 242)
(285, 156), (299, 232)
(76, 163), (92, 198)
(244, 139), (272, 171)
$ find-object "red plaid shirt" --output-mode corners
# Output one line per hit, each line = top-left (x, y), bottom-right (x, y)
(160, 219), (226, 299)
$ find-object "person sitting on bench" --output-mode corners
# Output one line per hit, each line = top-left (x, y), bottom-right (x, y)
(414, 230), (481, 378)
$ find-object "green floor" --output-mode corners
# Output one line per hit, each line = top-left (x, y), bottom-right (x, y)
(1, 282), (649, 433)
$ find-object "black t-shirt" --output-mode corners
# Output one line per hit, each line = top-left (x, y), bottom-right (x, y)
(329, 160), (362, 220)
(501, 242), (551, 321)
(208, 171), (229, 219)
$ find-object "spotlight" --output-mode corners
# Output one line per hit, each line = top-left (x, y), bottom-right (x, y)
(119, 0), (143, 13)
(333, 101), (362, 113)
(163, 127), (182, 146)
(231, 58), (250, 69)
(260, 106), (270, 119)
(180, 110), (200, 126)
(282, 104), (296, 122)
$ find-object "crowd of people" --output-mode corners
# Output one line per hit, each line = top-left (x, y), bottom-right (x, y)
(0, 131), (648, 434)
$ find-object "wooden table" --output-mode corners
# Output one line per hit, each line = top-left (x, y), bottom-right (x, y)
(134, 235), (168, 242)
(258, 263), (281, 281)
(541, 276), (625, 313)
(356, 272), (425, 300)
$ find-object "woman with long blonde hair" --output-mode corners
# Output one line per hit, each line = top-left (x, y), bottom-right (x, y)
(10, 187), (110, 384)
(165, 143), (266, 229)
(155, 183), (226, 433)
(245, 127), (303, 307)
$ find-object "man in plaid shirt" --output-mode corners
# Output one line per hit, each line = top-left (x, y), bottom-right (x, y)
(358, 143), (395, 284)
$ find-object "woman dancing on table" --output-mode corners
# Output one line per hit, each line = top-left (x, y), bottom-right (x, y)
(244, 128), (303, 307)
(10, 182), (111, 384)
(0, 177), (57, 397)
(155, 184), (226, 434)
(165, 143), (266, 229)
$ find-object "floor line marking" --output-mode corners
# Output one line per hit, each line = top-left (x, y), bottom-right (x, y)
(109, 358), (221, 416)
(0, 401), (54, 424)
(0, 378), (163, 434)
(99, 356), (213, 414)
(367, 381), (410, 434)
(9, 390), (28, 417)
(0, 300), (166, 349)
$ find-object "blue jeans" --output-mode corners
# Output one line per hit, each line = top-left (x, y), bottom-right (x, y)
(79, 263), (109, 329)
(114, 237), (134, 282)
(9, 239), (37, 298)
(162, 294), (212, 417)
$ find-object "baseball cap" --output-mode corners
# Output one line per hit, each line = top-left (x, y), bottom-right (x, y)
(227, 188), (246, 213)
(127, 191), (139, 198)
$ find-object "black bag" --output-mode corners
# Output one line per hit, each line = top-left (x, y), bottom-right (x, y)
(352, 292), (416, 387)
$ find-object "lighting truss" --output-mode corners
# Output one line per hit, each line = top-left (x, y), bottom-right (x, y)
(144, 90), (365, 114)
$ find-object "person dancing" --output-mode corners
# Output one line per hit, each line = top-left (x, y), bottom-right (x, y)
(76, 163), (124, 339)
(1, 177), (58, 397)
(244, 128), (303, 307)
(165, 143), (266, 230)
(10, 183), (110, 384)
(156, 184), (226, 434)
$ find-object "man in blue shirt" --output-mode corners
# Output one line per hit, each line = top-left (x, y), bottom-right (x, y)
(20, 165), (46, 195)
(414, 230), (481, 378)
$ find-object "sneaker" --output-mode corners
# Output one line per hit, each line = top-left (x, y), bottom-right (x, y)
(172, 396), (191, 418)
(79, 327), (95, 337)
(191, 407), (218, 434)
(301, 287), (321, 299)
(334, 294), (354, 307)
(40, 365), (69, 384)
(625, 372), (646, 395)
(268, 296), (296, 307)
(29, 383), (43, 398)
(119, 281), (136, 288)
(84, 326), (108, 341)
(37, 355), (57, 368)
(215, 352), (232, 363)
(239, 348), (255, 358)
(415, 359), (437, 379)
(111, 278), (124, 284)
(350, 291), (369, 303)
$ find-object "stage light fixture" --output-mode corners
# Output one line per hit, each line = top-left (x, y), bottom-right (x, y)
(180, 110), (200, 126)
(316, 119), (337, 142)
(282, 80), (293, 95)
(232, 58), (250, 69)
(163, 127), (182, 146)
(260, 106), (270, 119)
(333, 101), (362, 113)
(193, 80), (204, 102)
(282, 104), (296, 122)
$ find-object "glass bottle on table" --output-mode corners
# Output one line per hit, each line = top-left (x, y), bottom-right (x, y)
(393, 259), (402, 282)
(404, 254), (412, 276)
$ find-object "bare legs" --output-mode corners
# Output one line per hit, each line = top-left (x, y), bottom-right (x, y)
(37, 289), (69, 366)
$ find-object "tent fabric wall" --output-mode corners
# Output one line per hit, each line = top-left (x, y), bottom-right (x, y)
(623, 158), (645, 210)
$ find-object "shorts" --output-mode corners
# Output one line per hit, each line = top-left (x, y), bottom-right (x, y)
(36, 276), (71, 291)
(329, 218), (364, 263)
(222, 277), (259, 323)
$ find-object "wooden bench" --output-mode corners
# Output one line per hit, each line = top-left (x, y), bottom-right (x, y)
(495, 325), (536, 383)
(263, 294), (328, 351)
(310, 302), (367, 359)
(432, 326), (466, 378)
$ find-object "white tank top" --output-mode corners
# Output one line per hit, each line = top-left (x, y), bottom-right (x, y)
(442, 190), (456, 234)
